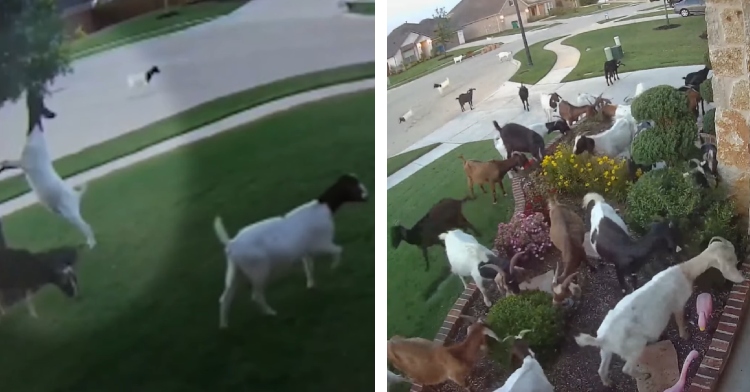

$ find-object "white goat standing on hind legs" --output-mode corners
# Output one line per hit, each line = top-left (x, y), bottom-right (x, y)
(0, 91), (96, 249)
(574, 236), (745, 387)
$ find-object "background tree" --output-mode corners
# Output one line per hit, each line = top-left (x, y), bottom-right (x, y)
(432, 7), (454, 58)
(0, 0), (71, 105)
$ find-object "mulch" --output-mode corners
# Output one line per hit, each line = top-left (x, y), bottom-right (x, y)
(424, 189), (732, 392)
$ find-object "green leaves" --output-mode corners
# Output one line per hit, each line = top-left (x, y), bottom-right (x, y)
(703, 108), (716, 135)
(700, 77), (713, 103)
(625, 167), (702, 234)
(0, 0), (71, 105)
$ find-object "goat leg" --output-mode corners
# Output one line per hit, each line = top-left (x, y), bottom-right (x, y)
(629, 273), (638, 292)
(598, 350), (614, 386)
(458, 275), (469, 290)
(467, 178), (476, 199)
(421, 248), (430, 271)
(674, 309), (690, 340)
(25, 291), (38, 318)
(614, 268), (629, 294)
(497, 179), (507, 197)
(490, 183), (497, 205)
(478, 184), (487, 194)
(459, 216), (481, 237)
(623, 357), (650, 381)
(302, 257), (315, 288)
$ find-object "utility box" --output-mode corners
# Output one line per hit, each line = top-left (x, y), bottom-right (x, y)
(611, 45), (624, 61)
(604, 46), (613, 61)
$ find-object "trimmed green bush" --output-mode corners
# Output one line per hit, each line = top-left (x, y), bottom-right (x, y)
(693, 200), (739, 249)
(631, 85), (699, 166)
(700, 77), (713, 103)
(703, 108), (716, 135)
(486, 290), (563, 362)
(625, 167), (702, 234)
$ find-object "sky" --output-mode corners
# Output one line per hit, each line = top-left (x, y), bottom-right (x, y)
(387, 0), (462, 34)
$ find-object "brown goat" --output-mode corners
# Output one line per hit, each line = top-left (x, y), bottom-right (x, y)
(459, 153), (528, 204)
(685, 88), (703, 118)
(387, 315), (499, 389)
(558, 100), (596, 126)
(600, 104), (618, 118)
(592, 95), (613, 111)
(548, 197), (597, 306)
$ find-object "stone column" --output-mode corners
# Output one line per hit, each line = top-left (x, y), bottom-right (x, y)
(705, 0), (750, 216)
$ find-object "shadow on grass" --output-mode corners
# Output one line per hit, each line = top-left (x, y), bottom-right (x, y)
(0, 91), (375, 391)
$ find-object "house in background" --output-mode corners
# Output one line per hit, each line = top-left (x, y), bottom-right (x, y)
(448, 0), (556, 43)
(59, 0), (194, 35)
(387, 18), (456, 71)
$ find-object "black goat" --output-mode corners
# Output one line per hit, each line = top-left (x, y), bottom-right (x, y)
(585, 192), (682, 294)
(604, 59), (624, 86)
(493, 121), (546, 161)
(391, 197), (480, 271)
(683, 66), (710, 87)
(543, 119), (571, 135)
(519, 84), (530, 111)
(456, 88), (477, 112)
(0, 246), (81, 317)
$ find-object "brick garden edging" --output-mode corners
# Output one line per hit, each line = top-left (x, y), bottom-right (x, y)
(688, 259), (750, 391)
(407, 134), (564, 392)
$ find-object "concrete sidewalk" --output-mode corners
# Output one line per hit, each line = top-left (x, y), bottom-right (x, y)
(0, 79), (374, 218)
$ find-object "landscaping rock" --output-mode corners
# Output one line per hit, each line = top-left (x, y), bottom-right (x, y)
(583, 232), (600, 259)
(519, 269), (555, 294)
(635, 340), (679, 392)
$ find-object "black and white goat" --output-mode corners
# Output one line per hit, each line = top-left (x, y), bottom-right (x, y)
(584, 192), (682, 294)
(573, 116), (637, 159)
(399, 109), (413, 124)
(456, 88), (476, 112)
(493, 121), (546, 161)
(526, 120), (571, 138)
(701, 143), (718, 177)
(212, 174), (368, 327)
(0, 245), (80, 318)
(683, 158), (717, 189)
(519, 84), (530, 111)
(0, 92), (96, 248)
(434, 78), (450, 94)
(540, 93), (562, 122)
(127, 65), (160, 88)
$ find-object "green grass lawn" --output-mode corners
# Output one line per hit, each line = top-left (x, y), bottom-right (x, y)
(388, 45), (490, 88)
(0, 90), (374, 392)
(68, 1), (248, 59)
(346, 1), (374, 14)
(388, 140), (516, 340)
(0, 62), (374, 204)
(387, 144), (440, 176)
(561, 16), (707, 82)
(509, 36), (567, 85)
(617, 10), (668, 22)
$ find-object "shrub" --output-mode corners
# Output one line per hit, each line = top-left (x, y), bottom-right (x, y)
(700, 77), (713, 103)
(693, 200), (740, 250)
(486, 290), (563, 362)
(631, 85), (698, 166)
(703, 108), (716, 135)
(538, 144), (631, 201)
(494, 212), (552, 260)
(625, 167), (702, 234)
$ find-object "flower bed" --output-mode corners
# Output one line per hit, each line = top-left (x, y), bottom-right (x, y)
(407, 106), (746, 391)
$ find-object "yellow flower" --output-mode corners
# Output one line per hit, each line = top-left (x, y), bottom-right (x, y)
(588, 168), (593, 172)
(552, 161), (557, 167)
(543, 171), (548, 176)
(559, 175), (564, 180)
(594, 178), (598, 182)
(605, 187), (609, 192)
(636, 168), (643, 177)
(585, 182), (590, 187)
(586, 162), (592, 167)
(580, 168), (584, 173)
(574, 164), (579, 168)
(611, 176), (616, 181)
(607, 181), (612, 186)
(603, 170), (609, 176)
(570, 154), (575, 159)
(569, 159), (575, 164)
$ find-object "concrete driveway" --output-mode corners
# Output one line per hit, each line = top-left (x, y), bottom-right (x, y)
(0, 0), (374, 167)
(387, 1), (658, 157)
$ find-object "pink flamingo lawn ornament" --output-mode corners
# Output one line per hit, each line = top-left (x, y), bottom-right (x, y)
(696, 293), (713, 332)
(663, 350), (700, 392)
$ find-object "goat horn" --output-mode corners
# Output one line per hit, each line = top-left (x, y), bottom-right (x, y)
(509, 251), (526, 270)
(552, 262), (560, 284)
(516, 329), (533, 340)
(480, 263), (504, 274)
(562, 272), (579, 289)
(709, 236), (726, 245)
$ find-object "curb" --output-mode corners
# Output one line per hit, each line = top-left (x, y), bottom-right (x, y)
(406, 133), (563, 392)
(688, 264), (750, 391)
(0, 79), (374, 218)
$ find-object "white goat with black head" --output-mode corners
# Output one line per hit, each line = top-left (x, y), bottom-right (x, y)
(439, 229), (533, 307)
(576, 237), (744, 387)
(493, 330), (554, 392)
(213, 174), (368, 328)
(0, 91), (96, 248)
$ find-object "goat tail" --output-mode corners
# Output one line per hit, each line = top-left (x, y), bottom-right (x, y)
(213, 216), (231, 245)
(492, 120), (502, 132)
(458, 154), (467, 165)
(582, 192), (604, 209)
(73, 182), (88, 197)
(574, 333), (601, 348)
